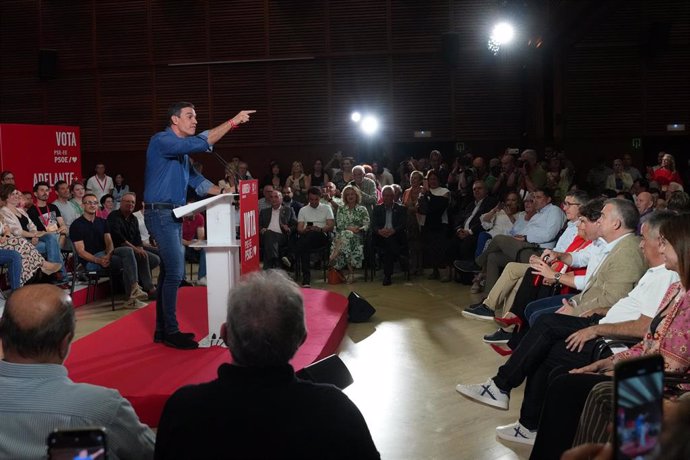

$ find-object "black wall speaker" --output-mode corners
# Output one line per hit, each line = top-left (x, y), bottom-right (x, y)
(296, 355), (354, 390)
(39, 49), (58, 80)
(347, 291), (376, 323)
(441, 33), (460, 67)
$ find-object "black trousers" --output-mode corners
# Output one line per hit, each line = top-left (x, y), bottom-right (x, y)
(295, 231), (329, 281)
(449, 233), (478, 261)
(374, 235), (405, 277)
(492, 312), (608, 430)
(529, 373), (611, 460)
(261, 230), (288, 268)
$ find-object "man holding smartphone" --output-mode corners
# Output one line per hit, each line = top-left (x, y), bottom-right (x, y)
(295, 187), (334, 288)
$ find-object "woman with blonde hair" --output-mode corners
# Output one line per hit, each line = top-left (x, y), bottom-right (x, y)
(330, 185), (370, 283)
(285, 161), (309, 204)
(651, 152), (683, 190)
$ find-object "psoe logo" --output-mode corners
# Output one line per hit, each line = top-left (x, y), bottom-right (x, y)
(241, 183), (250, 194)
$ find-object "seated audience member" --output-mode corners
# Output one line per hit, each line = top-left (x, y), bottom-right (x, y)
(308, 159), (329, 188)
(235, 160), (253, 182)
(19, 191), (33, 209)
(622, 153), (642, 181)
(52, 180), (82, 229)
(586, 159), (613, 193)
(650, 152), (683, 190)
(449, 180), (498, 267)
(86, 162), (114, 202)
(155, 270), (379, 459)
(69, 180), (86, 214)
(373, 185), (407, 286)
(518, 149), (547, 192)
(332, 156), (354, 191)
(529, 213), (690, 458)
(635, 190), (655, 230)
(0, 217), (62, 288)
(107, 192), (159, 298)
(365, 172), (383, 204)
(262, 161), (284, 189)
(329, 185), (370, 283)
(112, 173), (129, 209)
(257, 184), (274, 211)
(70, 193), (149, 308)
(402, 170), (424, 275)
(456, 211), (675, 449)
(349, 165), (378, 215)
(508, 192), (537, 236)
(296, 187), (335, 288)
(282, 185), (304, 218)
(259, 190), (297, 269)
(456, 187), (566, 293)
(285, 161), (309, 204)
(27, 181), (69, 248)
(218, 163), (237, 193)
(429, 150), (449, 186)
(97, 193), (115, 219)
(372, 161), (394, 186)
(0, 170), (15, 185)
(0, 184), (65, 280)
(0, 285), (155, 458)
(320, 181), (342, 217)
(491, 153), (520, 198)
(605, 158), (633, 192)
(478, 191), (522, 251)
(133, 205), (156, 250)
(182, 207), (206, 285)
(418, 169), (451, 282)
(667, 190), (690, 214)
(392, 183), (403, 203)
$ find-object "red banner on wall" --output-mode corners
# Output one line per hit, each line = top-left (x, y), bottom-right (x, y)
(0, 124), (82, 196)
(239, 179), (260, 274)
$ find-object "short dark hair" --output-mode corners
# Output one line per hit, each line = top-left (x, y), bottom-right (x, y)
(606, 198), (640, 231)
(54, 180), (67, 192)
(579, 197), (606, 222)
(0, 170), (14, 181)
(0, 290), (75, 359)
(100, 193), (114, 207)
(225, 270), (306, 366)
(82, 192), (97, 202)
(307, 186), (321, 197)
(0, 183), (16, 201)
(565, 190), (590, 205)
(659, 214), (690, 288)
(667, 191), (690, 215)
(69, 180), (84, 192)
(534, 187), (555, 200)
(167, 101), (195, 126)
(633, 177), (649, 190)
(644, 211), (675, 237)
(33, 181), (50, 193)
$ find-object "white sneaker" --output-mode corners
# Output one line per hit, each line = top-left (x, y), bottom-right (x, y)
(455, 378), (509, 410)
(196, 277), (207, 286)
(130, 285), (149, 301)
(281, 256), (292, 268)
(124, 298), (148, 309)
(496, 421), (537, 445)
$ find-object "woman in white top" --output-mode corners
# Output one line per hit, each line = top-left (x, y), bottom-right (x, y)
(476, 191), (522, 257)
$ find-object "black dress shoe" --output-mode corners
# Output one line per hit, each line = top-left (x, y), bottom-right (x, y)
(382, 276), (392, 286)
(163, 332), (199, 350)
(154, 331), (195, 343)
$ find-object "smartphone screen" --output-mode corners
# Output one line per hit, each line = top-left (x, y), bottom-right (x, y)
(613, 355), (664, 460)
(47, 428), (107, 460)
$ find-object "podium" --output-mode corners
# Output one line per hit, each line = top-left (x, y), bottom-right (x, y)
(174, 193), (240, 347)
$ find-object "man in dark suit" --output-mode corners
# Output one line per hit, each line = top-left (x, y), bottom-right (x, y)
(259, 190), (297, 269)
(372, 185), (407, 286)
(450, 180), (498, 261)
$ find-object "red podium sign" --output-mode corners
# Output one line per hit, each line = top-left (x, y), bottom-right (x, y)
(239, 179), (260, 274)
(0, 124), (82, 195)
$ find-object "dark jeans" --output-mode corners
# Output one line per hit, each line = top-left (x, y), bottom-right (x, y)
(145, 209), (185, 335)
(261, 230), (288, 269)
(296, 231), (329, 283)
(0, 249), (22, 289)
(529, 373), (611, 459)
(492, 312), (608, 430)
(374, 234), (406, 277)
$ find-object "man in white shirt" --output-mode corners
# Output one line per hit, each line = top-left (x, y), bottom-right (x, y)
(85, 163), (114, 202)
(455, 211), (674, 445)
(295, 187), (334, 287)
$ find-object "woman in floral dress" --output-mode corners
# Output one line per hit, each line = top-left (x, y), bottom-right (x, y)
(330, 185), (370, 283)
(0, 216), (61, 287)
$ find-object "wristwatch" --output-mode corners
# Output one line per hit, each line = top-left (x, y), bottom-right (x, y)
(554, 272), (562, 282)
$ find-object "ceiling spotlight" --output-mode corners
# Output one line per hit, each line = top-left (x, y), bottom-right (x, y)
(488, 22), (515, 55)
(351, 111), (362, 123)
(360, 116), (379, 135)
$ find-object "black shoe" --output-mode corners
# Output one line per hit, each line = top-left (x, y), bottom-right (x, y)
(483, 328), (512, 344)
(179, 280), (194, 287)
(453, 259), (481, 273)
(382, 276), (392, 286)
(461, 303), (495, 321)
(155, 331), (196, 344)
(163, 332), (199, 349)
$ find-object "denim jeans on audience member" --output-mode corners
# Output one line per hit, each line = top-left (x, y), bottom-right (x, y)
(35, 233), (66, 276)
(474, 231), (493, 259)
(524, 293), (574, 326)
(0, 249), (23, 290)
(145, 209), (184, 335)
(198, 249), (207, 279)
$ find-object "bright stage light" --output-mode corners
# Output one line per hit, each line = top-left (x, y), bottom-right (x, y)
(491, 22), (515, 45)
(351, 111), (362, 123)
(360, 116), (379, 135)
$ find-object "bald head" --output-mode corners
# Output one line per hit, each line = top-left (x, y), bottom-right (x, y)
(635, 192), (654, 215)
(0, 285), (75, 363)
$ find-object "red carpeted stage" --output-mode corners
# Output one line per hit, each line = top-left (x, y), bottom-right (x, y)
(65, 287), (349, 427)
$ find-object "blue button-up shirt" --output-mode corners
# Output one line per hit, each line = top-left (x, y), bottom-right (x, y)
(144, 127), (214, 206)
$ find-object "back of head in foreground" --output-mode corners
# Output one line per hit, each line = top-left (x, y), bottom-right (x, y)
(155, 270), (380, 460)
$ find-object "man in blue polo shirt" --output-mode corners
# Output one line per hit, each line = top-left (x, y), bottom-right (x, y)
(143, 101), (254, 349)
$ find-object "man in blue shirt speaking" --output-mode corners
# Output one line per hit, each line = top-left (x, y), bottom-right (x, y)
(144, 101), (254, 349)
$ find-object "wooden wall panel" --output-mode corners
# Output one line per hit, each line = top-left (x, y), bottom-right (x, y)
(44, 74), (98, 149)
(99, 71), (153, 150)
(153, 66), (210, 130)
(0, 1), (40, 76)
(95, 1), (150, 69)
(41, 2), (93, 71)
(268, 0), (327, 57)
(209, 0), (266, 60)
(330, 1), (388, 53)
(391, 1), (449, 50)
(151, 1), (208, 64)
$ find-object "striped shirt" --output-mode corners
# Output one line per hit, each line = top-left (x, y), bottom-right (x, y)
(0, 360), (155, 460)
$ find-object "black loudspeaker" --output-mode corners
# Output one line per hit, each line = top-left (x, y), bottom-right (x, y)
(441, 33), (460, 67)
(347, 291), (376, 323)
(296, 355), (354, 390)
(39, 49), (58, 80)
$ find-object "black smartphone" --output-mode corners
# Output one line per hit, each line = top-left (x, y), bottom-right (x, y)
(612, 355), (664, 460)
(47, 428), (107, 460)
(306, 222), (314, 227)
